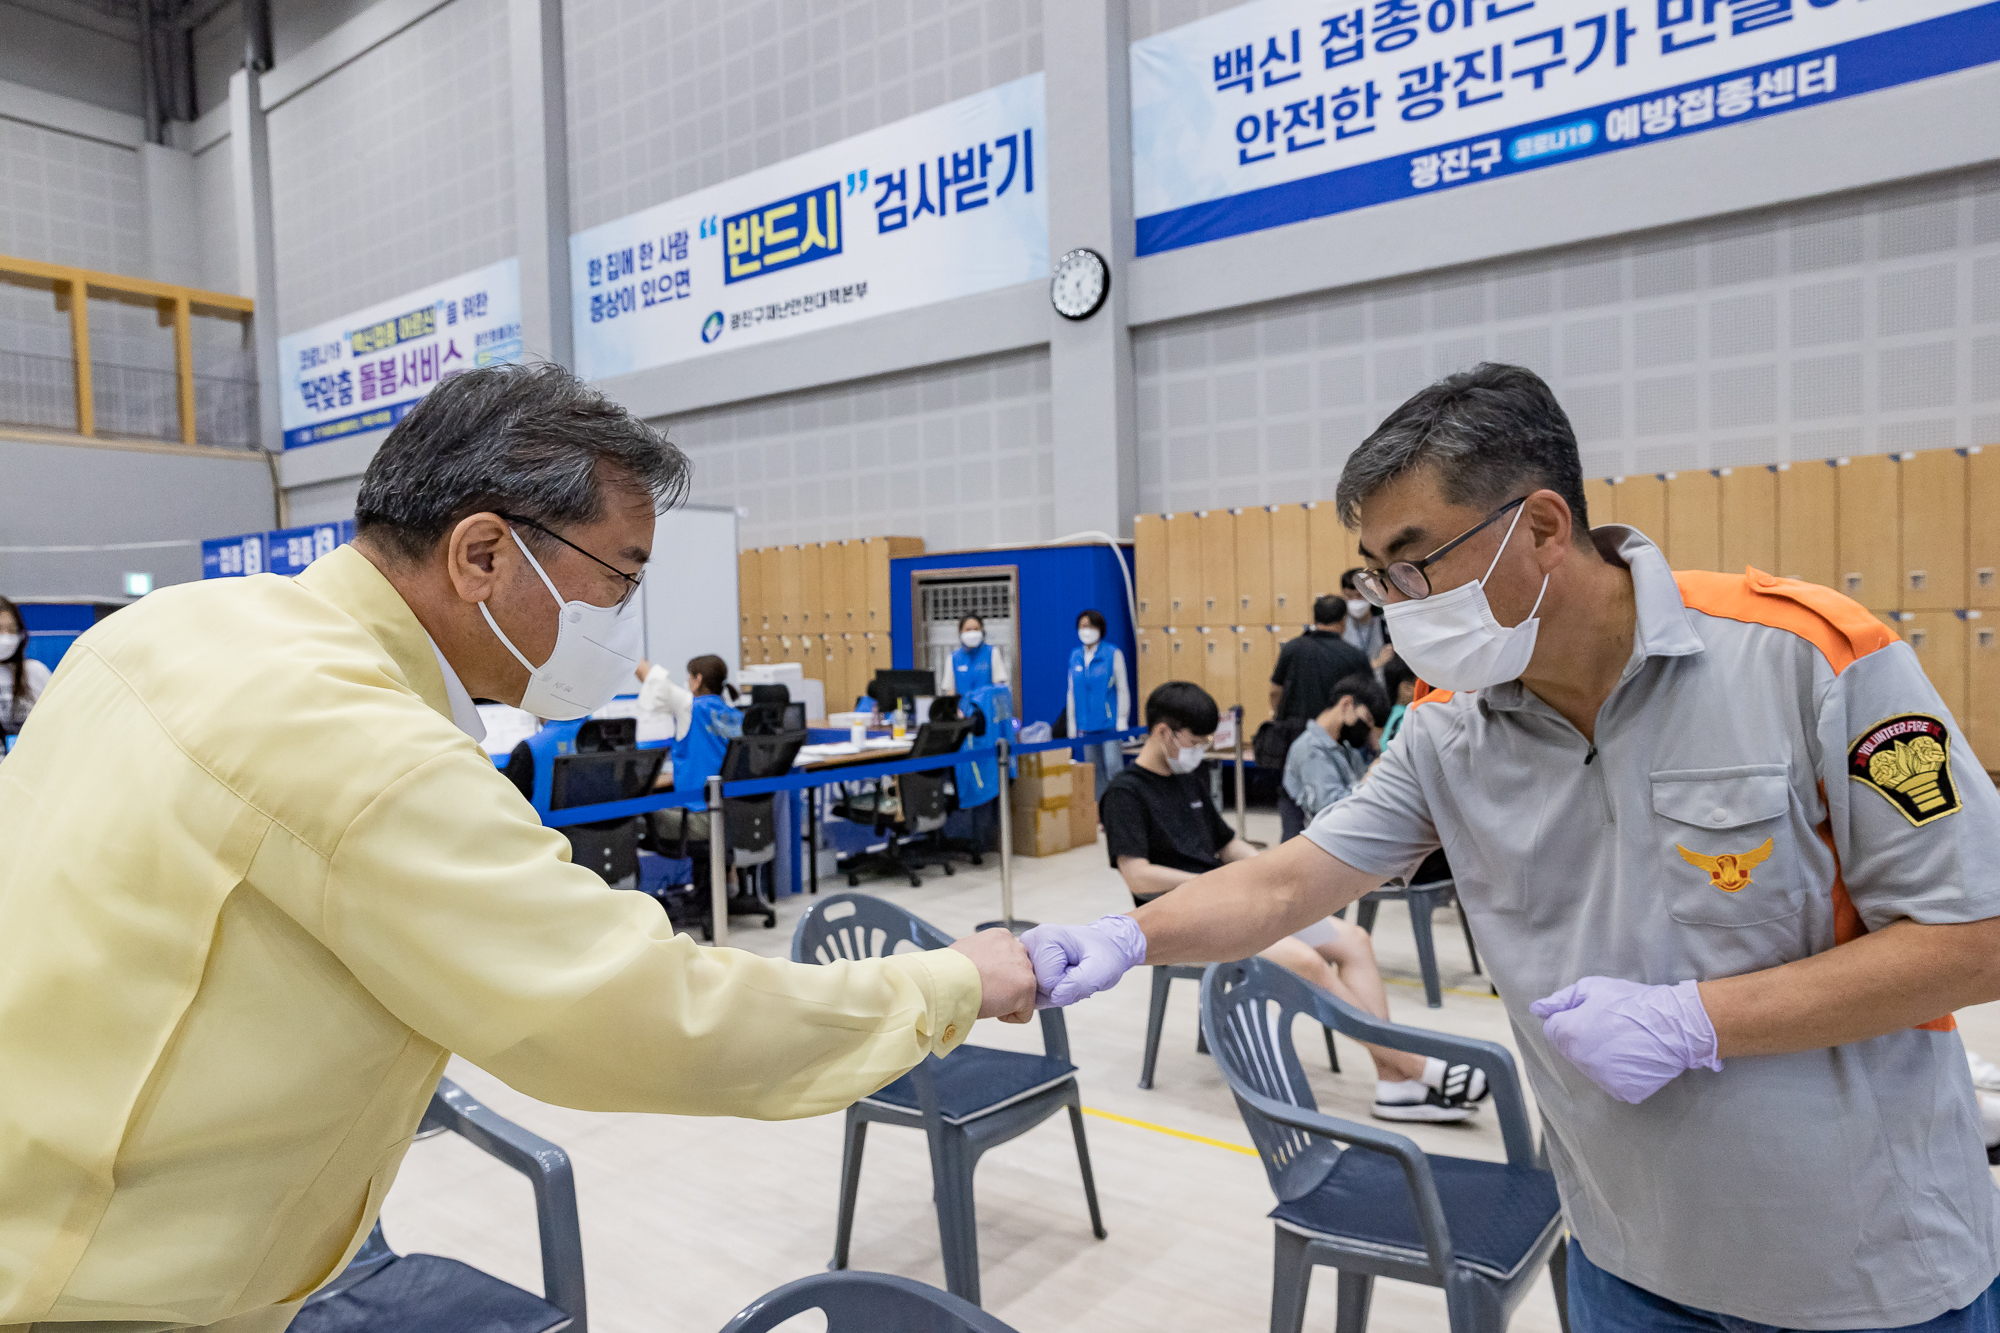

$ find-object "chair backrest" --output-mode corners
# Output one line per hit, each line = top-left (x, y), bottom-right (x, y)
(792, 892), (954, 964)
(1198, 958), (1343, 1202)
(719, 1270), (1020, 1333)
(749, 684), (790, 707)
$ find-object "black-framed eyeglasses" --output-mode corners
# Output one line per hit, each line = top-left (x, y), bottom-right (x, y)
(497, 512), (646, 608)
(1353, 495), (1527, 607)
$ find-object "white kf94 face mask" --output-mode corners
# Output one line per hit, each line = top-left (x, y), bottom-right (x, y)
(1078, 627), (1101, 646)
(1382, 500), (1549, 692)
(1167, 735), (1208, 774)
(480, 528), (645, 721)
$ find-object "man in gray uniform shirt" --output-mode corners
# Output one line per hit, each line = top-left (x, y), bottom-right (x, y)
(1023, 363), (2000, 1331)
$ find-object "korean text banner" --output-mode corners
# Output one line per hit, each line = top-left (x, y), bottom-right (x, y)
(1131, 0), (2000, 256)
(571, 73), (1046, 382)
(277, 258), (522, 450)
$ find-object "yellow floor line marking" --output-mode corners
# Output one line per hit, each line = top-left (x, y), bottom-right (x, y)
(1081, 1105), (1258, 1156)
(1383, 975), (1501, 1000)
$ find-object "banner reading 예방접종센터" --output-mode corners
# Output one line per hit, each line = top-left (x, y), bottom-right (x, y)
(1131, 0), (2000, 256)
(276, 258), (524, 451)
(569, 72), (1046, 382)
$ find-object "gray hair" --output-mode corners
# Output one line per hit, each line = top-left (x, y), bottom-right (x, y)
(355, 362), (688, 561)
(1335, 362), (1590, 542)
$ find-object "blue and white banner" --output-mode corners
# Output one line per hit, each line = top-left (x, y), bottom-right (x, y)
(1131, 0), (2000, 256)
(570, 73), (1046, 382)
(277, 259), (522, 450)
(202, 520), (354, 579)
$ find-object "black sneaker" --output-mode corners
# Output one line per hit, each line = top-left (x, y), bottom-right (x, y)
(1372, 1063), (1487, 1123)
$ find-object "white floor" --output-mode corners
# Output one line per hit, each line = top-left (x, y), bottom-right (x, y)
(378, 808), (2000, 1333)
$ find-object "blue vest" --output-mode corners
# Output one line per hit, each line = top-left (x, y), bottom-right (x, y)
(1069, 644), (1118, 733)
(672, 693), (742, 795)
(951, 642), (995, 695)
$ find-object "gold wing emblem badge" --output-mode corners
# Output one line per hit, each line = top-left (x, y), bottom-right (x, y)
(1677, 838), (1775, 893)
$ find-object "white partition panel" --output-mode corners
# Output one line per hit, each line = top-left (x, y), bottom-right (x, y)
(641, 503), (739, 685)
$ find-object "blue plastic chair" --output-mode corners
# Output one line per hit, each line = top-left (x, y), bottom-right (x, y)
(792, 893), (1107, 1306)
(718, 1270), (1020, 1333)
(1200, 958), (1568, 1333)
(292, 1078), (586, 1333)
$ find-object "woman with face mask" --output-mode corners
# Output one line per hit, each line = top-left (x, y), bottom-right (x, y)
(0, 596), (51, 746)
(1066, 608), (1131, 800)
(645, 654), (741, 848)
(949, 613), (1008, 696)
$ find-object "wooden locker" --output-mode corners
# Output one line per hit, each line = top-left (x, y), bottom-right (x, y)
(1165, 513), (1201, 624)
(1134, 514), (1169, 627)
(738, 549), (762, 634)
(1233, 506), (1274, 624)
(1270, 504), (1311, 623)
(1199, 510), (1237, 624)
(1718, 466), (1777, 575)
(1775, 461), (1838, 589)
(840, 539), (866, 630)
(768, 545), (802, 630)
(1664, 471), (1721, 573)
(741, 636), (756, 671)
(1167, 625), (1196, 687)
(1965, 613), (1999, 769)
(1200, 627), (1239, 715)
(1834, 455), (1899, 610)
(1898, 450), (1967, 610)
(819, 541), (847, 632)
(1970, 447), (1999, 609)
(861, 536), (924, 633)
(1135, 628), (1163, 707)
(1897, 611), (1968, 728)
(1583, 477), (1618, 529)
(862, 633), (888, 700)
(1238, 626), (1278, 733)
(798, 543), (824, 633)
(1306, 501), (1346, 611)
(1615, 475), (1667, 555)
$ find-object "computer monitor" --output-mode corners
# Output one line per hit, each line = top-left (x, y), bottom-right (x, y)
(549, 748), (665, 811)
(869, 669), (936, 713)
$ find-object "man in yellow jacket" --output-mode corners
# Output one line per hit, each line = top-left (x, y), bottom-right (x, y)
(0, 363), (1034, 1331)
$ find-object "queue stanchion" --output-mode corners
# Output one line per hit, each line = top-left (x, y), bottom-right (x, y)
(707, 775), (728, 947)
(996, 737), (1016, 930)
(1234, 705), (1266, 849)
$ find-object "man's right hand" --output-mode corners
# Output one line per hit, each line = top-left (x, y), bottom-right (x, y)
(948, 928), (1037, 1023)
(1021, 915), (1149, 1008)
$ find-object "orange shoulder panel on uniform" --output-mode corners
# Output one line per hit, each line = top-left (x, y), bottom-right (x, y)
(1675, 567), (1898, 675)
(1411, 681), (1454, 707)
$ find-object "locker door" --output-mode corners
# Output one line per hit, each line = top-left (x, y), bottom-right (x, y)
(741, 636), (757, 670)
(1774, 461), (1838, 589)
(843, 539), (867, 632)
(771, 545), (802, 631)
(862, 633), (886, 694)
(1306, 501), (1346, 611)
(1238, 626), (1278, 733)
(1835, 454), (1899, 610)
(1134, 513), (1169, 627)
(1717, 466), (1777, 575)
(1167, 625), (1196, 688)
(1166, 513), (1201, 624)
(1199, 510), (1237, 624)
(1899, 450), (1967, 610)
(1615, 475), (1667, 557)
(1897, 611), (1968, 728)
(863, 540), (890, 633)
(1270, 504), (1311, 624)
(1134, 628), (1161, 707)
(1200, 627), (1240, 716)
(738, 549), (762, 634)
(1583, 477), (1618, 529)
(1970, 447), (1999, 609)
(1966, 615), (1999, 769)
(819, 542), (847, 634)
(798, 543), (824, 634)
(1233, 506), (1274, 624)
(1664, 471), (1721, 573)
(757, 546), (782, 631)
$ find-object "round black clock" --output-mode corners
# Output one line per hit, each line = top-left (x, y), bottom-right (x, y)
(1050, 247), (1110, 321)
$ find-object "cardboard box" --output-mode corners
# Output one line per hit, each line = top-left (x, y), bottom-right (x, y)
(1068, 763), (1099, 849)
(1010, 754), (1075, 857)
(1013, 805), (1072, 858)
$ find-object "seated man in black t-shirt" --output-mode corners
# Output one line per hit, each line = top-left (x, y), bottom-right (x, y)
(1099, 681), (1485, 1122)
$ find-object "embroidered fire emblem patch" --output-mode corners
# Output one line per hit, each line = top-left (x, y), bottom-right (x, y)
(1849, 714), (1960, 827)
(1677, 839), (1775, 893)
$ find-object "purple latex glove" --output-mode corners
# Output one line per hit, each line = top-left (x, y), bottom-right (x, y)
(1528, 976), (1723, 1105)
(1021, 915), (1148, 1009)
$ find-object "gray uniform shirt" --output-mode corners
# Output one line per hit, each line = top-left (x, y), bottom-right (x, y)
(1305, 527), (2000, 1328)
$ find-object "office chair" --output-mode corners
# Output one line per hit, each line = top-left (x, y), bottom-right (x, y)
(654, 730), (807, 939)
(1202, 958), (1568, 1333)
(292, 1078), (585, 1333)
(505, 717), (663, 889)
(719, 1271), (1020, 1333)
(831, 717), (975, 887)
(793, 895), (1106, 1307)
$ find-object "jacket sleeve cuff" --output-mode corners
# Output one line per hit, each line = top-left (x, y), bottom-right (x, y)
(883, 947), (983, 1057)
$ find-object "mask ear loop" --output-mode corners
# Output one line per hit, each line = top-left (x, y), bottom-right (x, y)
(479, 527), (567, 674)
(1481, 501), (1551, 624)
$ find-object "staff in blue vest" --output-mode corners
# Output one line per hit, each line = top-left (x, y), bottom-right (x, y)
(1066, 608), (1131, 799)
(645, 653), (741, 848)
(949, 615), (1009, 697)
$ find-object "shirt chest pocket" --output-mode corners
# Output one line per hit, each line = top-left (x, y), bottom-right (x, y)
(1651, 765), (1801, 927)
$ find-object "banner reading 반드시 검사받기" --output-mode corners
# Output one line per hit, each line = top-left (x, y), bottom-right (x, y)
(1131, 0), (2000, 256)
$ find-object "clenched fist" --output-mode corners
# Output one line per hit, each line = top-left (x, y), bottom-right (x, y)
(948, 928), (1037, 1024)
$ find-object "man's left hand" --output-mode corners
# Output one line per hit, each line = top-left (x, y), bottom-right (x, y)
(1530, 976), (1723, 1104)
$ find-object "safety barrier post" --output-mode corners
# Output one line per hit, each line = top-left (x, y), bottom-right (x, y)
(706, 776), (727, 947)
(1234, 705), (1249, 839)
(995, 738), (1015, 929)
